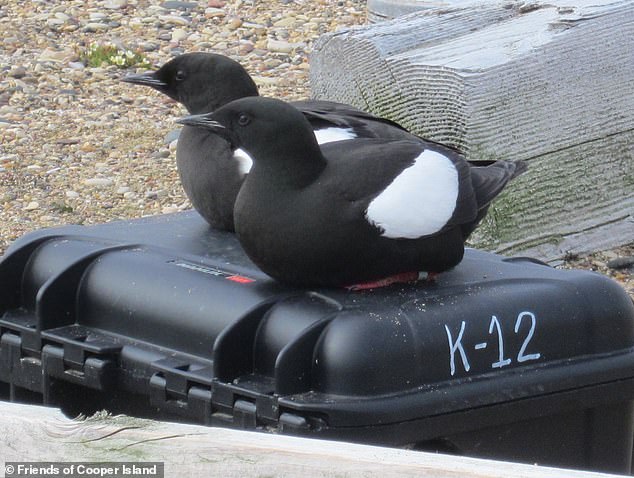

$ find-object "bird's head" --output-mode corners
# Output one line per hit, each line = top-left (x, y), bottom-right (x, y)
(121, 52), (259, 114)
(177, 97), (324, 178)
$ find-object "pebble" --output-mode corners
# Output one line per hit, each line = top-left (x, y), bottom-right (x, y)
(39, 48), (76, 62)
(80, 143), (97, 152)
(66, 191), (80, 199)
(103, 0), (128, 8)
(23, 201), (39, 211)
(162, 1), (198, 10)
(253, 75), (280, 86)
(164, 129), (181, 144)
(140, 41), (159, 52)
(57, 138), (80, 145)
(171, 28), (189, 42)
(274, 16), (296, 27)
(89, 12), (109, 21)
(607, 257), (634, 270)
(205, 7), (225, 17)
(83, 178), (114, 188)
(264, 59), (283, 69)
(158, 14), (190, 26)
(162, 205), (180, 214)
(152, 150), (171, 159)
(239, 42), (255, 54)
(8, 67), (27, 79)
(145, 189), (168, 200)
(267, 39), (302, 53)
(83, 22), (111, 32)
(243, 21), (266, 30)
(226, 16), (243, 30)
(47, 18), (65, 27)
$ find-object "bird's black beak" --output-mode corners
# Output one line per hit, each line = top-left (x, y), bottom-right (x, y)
(121, 71), (167, 89)
(176, 112), (224, 130)
(176, 113), (238, 148)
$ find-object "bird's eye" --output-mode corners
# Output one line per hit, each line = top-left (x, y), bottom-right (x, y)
(237, 113), (250, 126)
(175, 70), (186, 81)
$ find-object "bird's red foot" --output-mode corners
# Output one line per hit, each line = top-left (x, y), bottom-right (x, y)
(346, 271), (437, 291)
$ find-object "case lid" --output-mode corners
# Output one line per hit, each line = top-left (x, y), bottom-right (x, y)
(1, 211), (634, 440)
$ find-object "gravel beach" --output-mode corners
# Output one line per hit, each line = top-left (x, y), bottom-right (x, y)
(0, 0), (632, 299)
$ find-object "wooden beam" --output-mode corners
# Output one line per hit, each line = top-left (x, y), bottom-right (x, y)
(0, 401), (624, 478)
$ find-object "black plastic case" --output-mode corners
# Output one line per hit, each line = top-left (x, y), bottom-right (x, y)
(1, 211), (634, 474)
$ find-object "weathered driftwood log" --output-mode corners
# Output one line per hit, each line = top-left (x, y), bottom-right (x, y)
(0, 401), (625, 478)
(310, 0), (634, 262)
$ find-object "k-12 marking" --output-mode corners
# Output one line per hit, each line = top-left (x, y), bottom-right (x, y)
(445, 311), (541, 376)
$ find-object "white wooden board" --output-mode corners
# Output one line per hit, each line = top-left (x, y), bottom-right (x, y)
(0, 401), (626, 478)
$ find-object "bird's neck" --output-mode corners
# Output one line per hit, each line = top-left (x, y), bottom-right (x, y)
(253, 142), (327, 190)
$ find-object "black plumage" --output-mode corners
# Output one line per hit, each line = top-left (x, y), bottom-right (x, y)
(177, 97), (526, 288)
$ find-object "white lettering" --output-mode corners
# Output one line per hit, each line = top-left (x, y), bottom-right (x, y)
(515, 311), (541, 362)
(489, 315), (512, 368)
(445, 321), (470, 376)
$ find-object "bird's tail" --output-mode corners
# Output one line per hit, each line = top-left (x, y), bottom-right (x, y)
(462, 160), (528, 239)
(471, 160), (527, 208)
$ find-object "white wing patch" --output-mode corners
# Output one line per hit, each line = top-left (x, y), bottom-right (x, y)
(314, 127), (357, 145)
(365, 150), (459, 239)
(233, 148), (253, 176)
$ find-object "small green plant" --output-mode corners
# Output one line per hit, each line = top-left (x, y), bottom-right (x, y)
(80, 42), (150, 69)
(51, 201), (73, 213)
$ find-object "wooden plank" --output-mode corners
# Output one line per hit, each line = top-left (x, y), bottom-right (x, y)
(367, 0), (494, 22)
(0, 401), (624, 478)
(468, 129), (634, 260)
(310, 0), (634, 261)
(367, 0), (435, 22)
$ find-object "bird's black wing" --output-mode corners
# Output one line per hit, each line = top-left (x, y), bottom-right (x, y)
(320, 139), (480, 237)
(293, 99), (469, 157)
(320, 138), (425, 202)
(292, 100), (413, 140)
